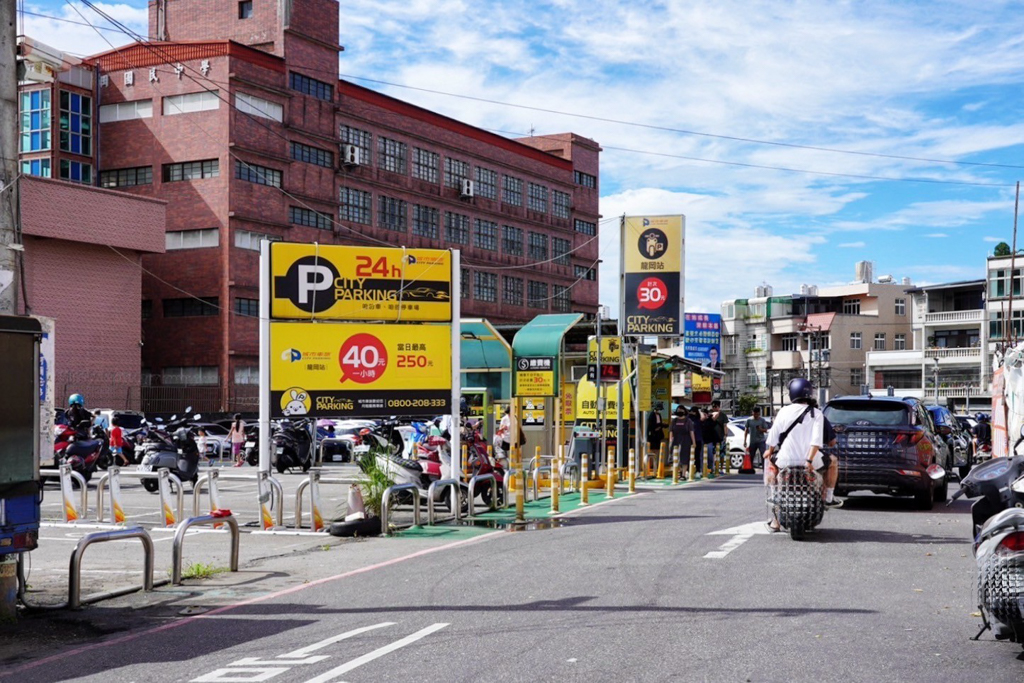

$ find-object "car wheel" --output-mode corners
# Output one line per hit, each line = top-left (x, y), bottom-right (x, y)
(730, 450), (744, 469)
(142, 478), (159, 493)
(914, 486), (934, 510)
(933, 475), (949, 503)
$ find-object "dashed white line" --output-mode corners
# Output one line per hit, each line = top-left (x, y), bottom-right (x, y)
(301, 623), (450, 683)
(278, 623), (395, 659)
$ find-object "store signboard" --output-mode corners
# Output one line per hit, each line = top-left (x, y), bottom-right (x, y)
(620, 215), (685, 336)
(684, 312), (722, 369)
(515, 356), (556, 396)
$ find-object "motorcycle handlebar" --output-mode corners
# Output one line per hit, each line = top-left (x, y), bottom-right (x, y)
(947, 488), (966, 506)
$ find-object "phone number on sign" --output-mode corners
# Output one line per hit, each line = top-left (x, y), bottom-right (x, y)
(387, 398), (448, 409)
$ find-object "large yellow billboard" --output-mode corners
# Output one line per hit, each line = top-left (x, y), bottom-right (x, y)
(270, 243), (452, 322)
(270, 322), (451, 418)
(621, 215), (685, 336)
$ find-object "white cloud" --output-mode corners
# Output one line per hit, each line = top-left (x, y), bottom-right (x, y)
(23, 2), (145, 56)
(984, 236), (1004, 242)
(926, 233), (949, 238)
(838, 242), (866, 248)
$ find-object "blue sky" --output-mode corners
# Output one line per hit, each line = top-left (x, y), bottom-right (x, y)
(23, 1), (1024, 314)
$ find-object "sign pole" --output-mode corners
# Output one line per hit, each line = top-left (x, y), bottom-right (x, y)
(259, 240), (271, 474)
(451, 249), (462, 481)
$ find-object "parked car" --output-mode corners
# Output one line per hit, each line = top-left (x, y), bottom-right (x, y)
(925, 404), (965, 480)
(824, 395), (947, 509)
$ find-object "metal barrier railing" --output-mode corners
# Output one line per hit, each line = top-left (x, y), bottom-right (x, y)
(69, 527), (155, 609)
(294, 469), (358, 530)
(526, 454), (556, 473)
(381, 483), (421, 536)
(467, 473), (497, 519)
(193, 470), (285, 528)
(40, 467), (89, 522)
(532, 466), (553, 502)
(560, 461), (581, 494)
(95, 469), (184, 524)
(426, 478), (462, 525)
(504, 468), (519, 508)
(171, 513), (240, 585)
(317, 437), (352, 466)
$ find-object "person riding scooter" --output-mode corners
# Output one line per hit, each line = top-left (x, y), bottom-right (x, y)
(973, 414), (992, 457)
(66, 394), (92, 436)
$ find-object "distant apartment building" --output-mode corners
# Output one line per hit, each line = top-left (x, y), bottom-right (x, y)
(716, 265), (914, 413)
(18, 0), (601, 411)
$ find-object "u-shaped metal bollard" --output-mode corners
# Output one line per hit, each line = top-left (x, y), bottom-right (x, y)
(68, 527), (155, 609)
(427, 478), (462, 525)
(171, 514), (240, 585)
(381, 483), (422, 536)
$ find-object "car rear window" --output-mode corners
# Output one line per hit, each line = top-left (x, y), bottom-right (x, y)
(113, 412), (146, 429)
(824, 401), (910, 426)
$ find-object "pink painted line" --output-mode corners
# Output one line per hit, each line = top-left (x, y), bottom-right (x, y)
(1, 530), (504, 677)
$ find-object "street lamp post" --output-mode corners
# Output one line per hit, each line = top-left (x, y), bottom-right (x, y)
(932, 356), (940, 404)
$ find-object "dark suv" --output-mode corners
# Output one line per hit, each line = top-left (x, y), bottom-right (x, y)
(823, 395), (946, 509)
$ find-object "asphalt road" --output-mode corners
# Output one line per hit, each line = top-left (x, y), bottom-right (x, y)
(7, 474), (1024, 682)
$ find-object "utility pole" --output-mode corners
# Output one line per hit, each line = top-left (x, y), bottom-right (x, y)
(0, 2), (20, 315)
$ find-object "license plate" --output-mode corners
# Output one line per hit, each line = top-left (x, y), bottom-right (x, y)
(332, 454), (343, 462)
(245, 441), (255, 449)
(275, 447), (284, 455)
(138, 464), (151, 472)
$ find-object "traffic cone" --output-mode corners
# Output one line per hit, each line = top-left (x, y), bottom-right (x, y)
(739, 447), (756, 474)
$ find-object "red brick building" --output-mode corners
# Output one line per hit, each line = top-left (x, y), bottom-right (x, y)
(25, 0), (601, 411)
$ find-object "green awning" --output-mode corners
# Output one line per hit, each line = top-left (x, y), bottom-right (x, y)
(460, 319), (511, 371)
(511, 313), (583, 391)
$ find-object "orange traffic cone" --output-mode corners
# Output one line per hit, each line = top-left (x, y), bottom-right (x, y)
(739, 447), (756, 474)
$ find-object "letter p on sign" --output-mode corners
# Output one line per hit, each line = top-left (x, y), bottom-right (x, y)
(298, 265), (334, 305)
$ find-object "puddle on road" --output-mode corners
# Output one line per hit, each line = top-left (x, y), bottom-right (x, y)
(451, 518), (569, 532)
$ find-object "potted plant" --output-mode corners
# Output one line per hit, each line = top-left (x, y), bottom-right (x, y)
(329, 447), (394, 537)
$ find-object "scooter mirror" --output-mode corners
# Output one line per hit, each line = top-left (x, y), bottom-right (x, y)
(155, 417), (164, 423)
(185, 406), (193, 413)
(170, 414), (178, 421)
(194, 414), (203, 420)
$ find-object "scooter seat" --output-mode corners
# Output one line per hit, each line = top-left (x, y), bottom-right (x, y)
(66, 440), (101, 456)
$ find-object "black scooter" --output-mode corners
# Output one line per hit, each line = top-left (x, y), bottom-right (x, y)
(138, 409), (202, 491)
(273, 419), (313, 473)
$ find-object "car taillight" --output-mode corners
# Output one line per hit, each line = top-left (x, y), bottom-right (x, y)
(893, 431), (925, 446)
(996, 531), (1024, 556)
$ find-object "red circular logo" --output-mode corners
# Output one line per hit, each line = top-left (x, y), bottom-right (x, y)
(637, 277), (668, 310)
(338, 333), (388, 384)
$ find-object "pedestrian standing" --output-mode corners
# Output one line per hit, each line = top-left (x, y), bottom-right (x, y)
(669, 406), (696, 478)
(197, 427), (210, 465)
(228, 413), (246, 467)
(109, 417), (129, 466)
(646, 403), (665, 474)
(711, 400), (729, 469)
(744, 407), (769, 468)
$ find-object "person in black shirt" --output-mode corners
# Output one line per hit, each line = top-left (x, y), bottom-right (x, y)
(669, 406), (696, 478)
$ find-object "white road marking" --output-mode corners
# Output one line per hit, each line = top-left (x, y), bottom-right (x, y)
(230, 656), (329, 666)
(193, 667), (288, 682)
(278, 623), (395, 659)
(704, 521), (771, 559)
(301, 623), (450, 683)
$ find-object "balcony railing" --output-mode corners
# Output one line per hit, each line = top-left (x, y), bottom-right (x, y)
(924, 347), (982, 360)
(924, 310), (984, 324)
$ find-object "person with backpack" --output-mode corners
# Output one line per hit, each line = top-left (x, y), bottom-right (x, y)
(669, 406), (696, 478)
(646, 403), (665, 474)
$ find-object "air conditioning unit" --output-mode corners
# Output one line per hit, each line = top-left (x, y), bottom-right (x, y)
(460, 179), (475, 199)
(341, 144), (360, 167)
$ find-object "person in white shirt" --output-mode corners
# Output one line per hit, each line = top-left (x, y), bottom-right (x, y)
(764, 378), (841, 530)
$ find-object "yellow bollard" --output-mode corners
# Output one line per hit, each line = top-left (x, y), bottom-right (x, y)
(672, 446), (680, 485)
(551, 447), (561, 513)
(724, 444), (731, 475)
(689, 447), (697, 481)
(606, 446), (615, 498)
(702, 445), (710, 479)
(513, 445), (525, 522)
(487, 444), (494, 463)
(581, 453), (590, 505)
(462, 444), (469, 482)
(657, 443), (667, 480)
(628, 448), (636, 493)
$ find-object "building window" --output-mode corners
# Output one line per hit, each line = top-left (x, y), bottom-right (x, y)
(235, 229), (281, 251)
(574, 219), (596, 235)
(141, 300), (152, 320)
(528, 232), (548, 261)
(163, 159), (219, 181)
(474, 219), (498, 251)
(378, 137), (407, 174)
(412, 205), (439, 239)
(100, 166), (152, 188)
(503, 225), (523, 256)
(475, 167), (497, 200)
(412, 148), (438, 183)
(574, 264), (595, 281)
(527, 281), (548, 309)
(162, 366), (218, 385)
(289, 72), (333, 101)
(20, 90), (51, 152)
(894, 333), (906, 350)
(843, 298), (861, 315)
(851, 368), (864, 388)
(238, 1), (253, 19)
(552, 190), (571, 219)
(552, 238), (571, 265)
(527, 183), (549, 213)
(235, 160), (281, 187)
(445, 211), (469, 244)
(895, 298), (906, 316)
(235, 92), (282, 122)
(98, 98), (152, 123)
(849, 332), (862, 350)
(340, 125), (372, 165)
(289, 206), (332, 230)
(59, 160), (92, 184)
(234, 366), (258, 385)
(503, 276), (523, 306)
(873, 333), (886, 351)
(461, 268), (470, 299)
(503, 175), (523, 206)
(989, 268), (1024, 300)
(475, 272), (497, 303)
(377, 195), (407, 232)
(444, 158), (469, 189)
(552, 285), (570, 312)
(339, 187), (371, 224)
(21, 158), (51, 178)
(59, 91), (91, 156)
(163, 297), (219, 317)
(781, 334), (799, 352)
(234, 298), (258, 317)
(290, 141), (333, 168)
(574, 170), (597, 188)
(162, 91), (219, 116)
(166, 228), (219, 250)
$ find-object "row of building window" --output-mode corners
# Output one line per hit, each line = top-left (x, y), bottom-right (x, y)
(19, 90), (93, 157)
(458, 270), (571, 311)
(164, 228), (285, 252)
(849, 332), (907, 351)
(841, 298), (906, 316)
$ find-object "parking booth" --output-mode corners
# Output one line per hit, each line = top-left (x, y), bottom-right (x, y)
(460, 319), (512, 443)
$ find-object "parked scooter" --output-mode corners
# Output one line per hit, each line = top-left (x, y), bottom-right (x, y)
(138, 409), (202, 491)
(949, 449), (1024, 647)
(273, 419), (314, 473)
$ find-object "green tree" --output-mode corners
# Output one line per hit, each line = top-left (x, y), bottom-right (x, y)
(994, 241), (1011, 257)
(737, 394), (759, 416)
